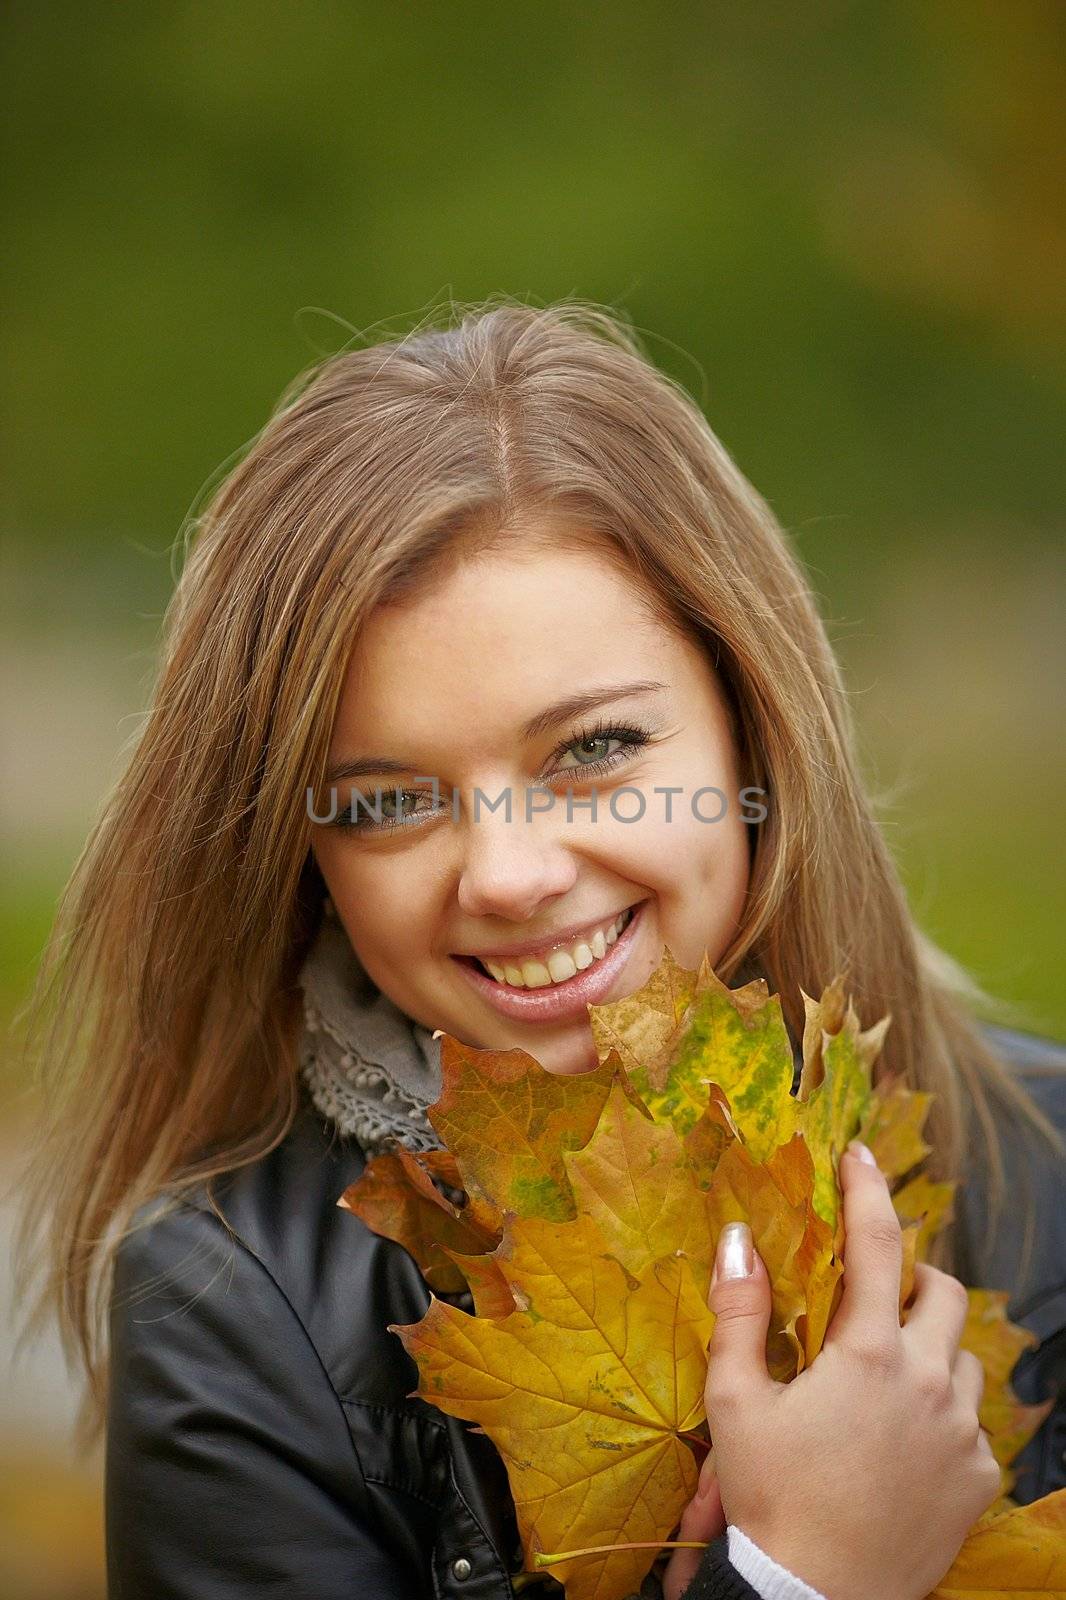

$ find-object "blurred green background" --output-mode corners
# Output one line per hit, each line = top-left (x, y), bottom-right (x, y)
(2, 2), (1064, 1593)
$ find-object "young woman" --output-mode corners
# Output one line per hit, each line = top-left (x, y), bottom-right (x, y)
(15, 299), (1066, 1600)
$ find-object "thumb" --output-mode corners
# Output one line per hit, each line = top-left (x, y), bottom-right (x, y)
(705, 1221), (773, 1403)
(662, 1459), (724, 1600)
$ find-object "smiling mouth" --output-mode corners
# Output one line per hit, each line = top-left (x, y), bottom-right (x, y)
(454, 904), (639, 989)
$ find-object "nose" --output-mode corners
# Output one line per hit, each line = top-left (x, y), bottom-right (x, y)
(454, 797), (577, 922)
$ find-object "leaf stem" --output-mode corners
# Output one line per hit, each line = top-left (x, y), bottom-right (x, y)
(534, 1539), (710, 1566)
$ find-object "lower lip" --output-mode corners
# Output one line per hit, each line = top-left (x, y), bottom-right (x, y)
(449, 900), (649, 1024)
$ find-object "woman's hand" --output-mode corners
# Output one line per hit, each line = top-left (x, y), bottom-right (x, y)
(680, 1140), (1001, 1600)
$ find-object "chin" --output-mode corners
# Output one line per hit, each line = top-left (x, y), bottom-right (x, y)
(537, 1038), (603, 1077)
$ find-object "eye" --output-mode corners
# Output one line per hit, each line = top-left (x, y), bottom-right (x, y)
(331, 787), (440, 832)
(550, 720), (652, 777)
(324, 717), (656, 834)
(558, 733), (625, 767)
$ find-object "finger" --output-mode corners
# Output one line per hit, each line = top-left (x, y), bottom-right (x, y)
(902, 1262), (970, 1367)
(825, 1141), (904, 1348)
(663, 1465), (724, 1600)
(704, 1221), (775, 1411)
(951, 1346), (985, 1414)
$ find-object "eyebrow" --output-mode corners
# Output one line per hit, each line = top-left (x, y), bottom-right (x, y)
(323, 679), (668, 785)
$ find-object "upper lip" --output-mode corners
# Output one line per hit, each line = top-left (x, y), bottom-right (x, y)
(451, 901), (642, 964)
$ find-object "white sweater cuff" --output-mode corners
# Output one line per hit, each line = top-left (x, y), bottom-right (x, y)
(727, 1524), (829, 1600)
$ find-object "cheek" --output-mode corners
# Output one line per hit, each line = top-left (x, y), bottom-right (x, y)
(689, 803), (749, 886)
(656, 799), (751, 934)
(652, 809), (751, 970)
(611, 800), (747, 893)
(314, 846), (434, 959)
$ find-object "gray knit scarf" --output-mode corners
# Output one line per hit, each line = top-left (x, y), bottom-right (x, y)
(296, 906), (448, 1158)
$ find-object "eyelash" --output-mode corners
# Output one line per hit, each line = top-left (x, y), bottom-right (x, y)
(327, 718), (654, 834)
(548, 716), (652, 778)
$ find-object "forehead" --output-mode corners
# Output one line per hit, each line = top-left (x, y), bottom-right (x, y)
(375, 539), (663, 640)
(330, 541), (688, 752)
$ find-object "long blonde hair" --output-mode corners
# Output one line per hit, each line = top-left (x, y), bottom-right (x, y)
(12, 294), (1063, 1451)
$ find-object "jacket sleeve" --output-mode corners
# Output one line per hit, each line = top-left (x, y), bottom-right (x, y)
(105, 1196), (420, 1599)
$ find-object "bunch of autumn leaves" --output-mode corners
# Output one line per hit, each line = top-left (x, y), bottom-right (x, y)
(339, 951), (1066, 1600)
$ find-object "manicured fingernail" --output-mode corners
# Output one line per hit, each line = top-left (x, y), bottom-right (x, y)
(717, 1221), (754, 1280)
(847, 1139), (877, 1166)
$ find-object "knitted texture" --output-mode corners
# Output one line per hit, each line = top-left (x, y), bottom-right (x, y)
(296, 908), (447, 1159)
(728, 1527), (827, 1600)
(680, 1534), (762, 1599)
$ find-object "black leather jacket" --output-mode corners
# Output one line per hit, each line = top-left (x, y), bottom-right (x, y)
(105, 1023), (1066, 1598)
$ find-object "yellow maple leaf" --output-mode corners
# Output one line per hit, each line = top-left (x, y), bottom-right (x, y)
(598, 947), (800, 1163)
(389, 1208), (713, 1600)
(929, 1489), (1066, 1596)
(796, 1010), (880, 1238)
(339, 949), (1063, 1599)
(857, 1069), (935, 1180)
(958, 1289), (1056, 1500)
(562, 1078), (711, 1284)
(893, 1171), (957, 1261)
(337, 1144), (499, 1294)
(586, 941), (701, 1078)
(427, 1032), (620, 1226)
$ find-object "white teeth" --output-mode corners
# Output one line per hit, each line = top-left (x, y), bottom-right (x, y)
(474, 907), (635, 988)
(547, 950), (578, 982)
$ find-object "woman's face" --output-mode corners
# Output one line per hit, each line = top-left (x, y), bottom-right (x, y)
(310, 534), (752, 1076)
